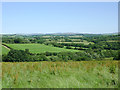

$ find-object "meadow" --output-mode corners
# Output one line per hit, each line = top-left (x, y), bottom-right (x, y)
(57, 40), (94, 45)
(57, 41), (91, 45)
(5, 44), (79, 54)
(2, 45), (10, 55)
(2, 61), (118, 88)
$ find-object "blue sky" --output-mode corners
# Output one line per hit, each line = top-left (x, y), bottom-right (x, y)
(2, 2), (118, 34)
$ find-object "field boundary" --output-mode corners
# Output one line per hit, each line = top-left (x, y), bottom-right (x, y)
(2, 44), (11, 50)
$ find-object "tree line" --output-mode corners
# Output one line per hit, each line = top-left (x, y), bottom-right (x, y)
(2, 49), (120, 62)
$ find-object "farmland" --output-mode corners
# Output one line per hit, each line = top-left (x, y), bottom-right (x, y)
(2, 45), (10, 55)
(57, 41), (93, 45)
(2, 33), (119, 88)
(2, 61), (118, 88)
(1, 1), (119, 88)
(5, 44), (79, 54)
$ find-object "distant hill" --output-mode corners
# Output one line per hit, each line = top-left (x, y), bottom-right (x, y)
(2, 32), (118, 36)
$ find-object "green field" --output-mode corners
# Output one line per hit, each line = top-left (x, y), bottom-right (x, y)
(5, 44), (79, 53)
(2, 46), (10, 55)
(2, 61), (118, 88)
(57, 40), (94, 45)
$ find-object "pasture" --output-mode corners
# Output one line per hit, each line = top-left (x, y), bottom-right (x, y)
(5, 44), (79, 54)
(57, 41), (93, 45)
(2, 45), (10, 55)
(2, 61), (118, 88)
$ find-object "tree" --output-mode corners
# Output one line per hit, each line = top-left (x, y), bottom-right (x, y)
(14, 38), (23, 43)
(25, 49), (30, 54)
(66, 46), (72, 49)
(113, 50), (120, 60)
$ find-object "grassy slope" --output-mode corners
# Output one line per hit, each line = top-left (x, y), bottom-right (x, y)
(2, 61), (118, 88)
(6, 44), (80, 53)
(2, 46), (10, 55)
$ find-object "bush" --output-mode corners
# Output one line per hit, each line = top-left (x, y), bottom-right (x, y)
(66, 46), (72, 49)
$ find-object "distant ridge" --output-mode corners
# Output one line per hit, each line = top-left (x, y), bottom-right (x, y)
(2, 32), (118, 35)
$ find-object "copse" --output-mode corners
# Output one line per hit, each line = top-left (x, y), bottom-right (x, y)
(3, 49), (30, 62)
(2, 49), (50, 62)
(14, 38), (23, 43)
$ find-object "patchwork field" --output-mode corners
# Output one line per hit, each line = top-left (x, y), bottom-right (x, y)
(68, 35), (83, 38)
(57, 41), (93, 45)
(5, 44), (79, 54)
(2, 61), (118, 88)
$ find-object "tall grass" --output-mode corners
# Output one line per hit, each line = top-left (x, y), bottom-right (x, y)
(2, 61), (118, 88)
(0, 63), (2, 89)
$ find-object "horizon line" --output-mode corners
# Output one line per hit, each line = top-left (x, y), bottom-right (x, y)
(1, 32), (118, 35)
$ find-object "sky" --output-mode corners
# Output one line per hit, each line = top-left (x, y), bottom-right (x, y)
(2, 2), (118, 34)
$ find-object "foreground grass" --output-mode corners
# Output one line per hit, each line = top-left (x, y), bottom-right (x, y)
(0, 63), (2, 89)
(5, 44), (79, 53)
(2, 61), (118, 88)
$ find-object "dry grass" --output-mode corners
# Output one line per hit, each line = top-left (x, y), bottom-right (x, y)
(2, 61), (119, 88)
